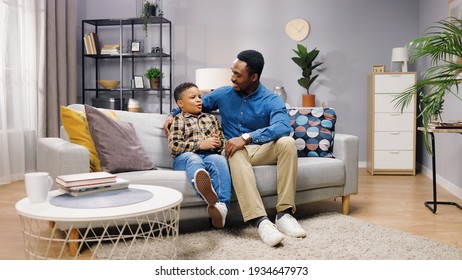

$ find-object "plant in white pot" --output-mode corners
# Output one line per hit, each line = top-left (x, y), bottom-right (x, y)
(291, 44), (323, 107)
(394, 16), (462, 153)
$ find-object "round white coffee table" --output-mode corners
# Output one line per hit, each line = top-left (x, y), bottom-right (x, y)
(15, 184), (182, 260)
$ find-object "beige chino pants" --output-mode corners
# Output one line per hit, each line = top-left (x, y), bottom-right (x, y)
(227, 136), (298, 222)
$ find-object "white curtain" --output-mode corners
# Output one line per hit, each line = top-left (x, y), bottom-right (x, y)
(0, 0), (46, 185)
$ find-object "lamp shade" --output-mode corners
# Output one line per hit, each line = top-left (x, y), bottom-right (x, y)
(391, 47), (409, 72)
(392, 47), (408, 62)
(195, 68), (232, 92)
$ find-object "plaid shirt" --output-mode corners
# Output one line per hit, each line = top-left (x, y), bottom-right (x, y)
(168, 111), (226, 158)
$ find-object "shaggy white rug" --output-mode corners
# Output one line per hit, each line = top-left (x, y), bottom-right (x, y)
(92, 212), (462, 260)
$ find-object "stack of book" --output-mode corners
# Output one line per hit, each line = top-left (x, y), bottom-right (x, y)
(100, 44), (121, 55)
(428, 121), (462, 129)
(56, 172), (129, 197)
(83, 32), (100, 55)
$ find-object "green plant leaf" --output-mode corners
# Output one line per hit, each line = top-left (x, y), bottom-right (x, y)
(393, 16), (462, 154)
(292, 44), (322, 93)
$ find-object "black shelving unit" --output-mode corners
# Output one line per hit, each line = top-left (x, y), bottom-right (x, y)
(81, 17), (172, 113)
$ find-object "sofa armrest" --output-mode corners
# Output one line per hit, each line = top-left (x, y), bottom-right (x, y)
(332, 133), (359, 196)
(37, 138), (90, 189)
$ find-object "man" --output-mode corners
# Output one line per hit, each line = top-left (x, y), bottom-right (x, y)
(165, 50), (306, 246)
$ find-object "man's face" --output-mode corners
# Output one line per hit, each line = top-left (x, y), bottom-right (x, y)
(177, 87), (202, 115)
(231, 59), (258, 94)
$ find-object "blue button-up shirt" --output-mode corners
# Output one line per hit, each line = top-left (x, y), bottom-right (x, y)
(196, 83), (290, 144)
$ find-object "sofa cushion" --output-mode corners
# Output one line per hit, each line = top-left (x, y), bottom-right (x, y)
(288, 107), (336, 158)
(85, 105), (156, 173)
(111, 110), (173, 168)
(253, 157), (345, 196)
(60, 106), (118, 172)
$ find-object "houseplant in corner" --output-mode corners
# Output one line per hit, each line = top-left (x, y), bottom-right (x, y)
(393, 16), (462, 153)
(145, 66), (164, 89)
(291, 43), (323, 107)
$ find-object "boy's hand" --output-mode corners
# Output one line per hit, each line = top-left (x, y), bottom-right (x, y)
(163, 115), (174, 137)
(200, 137), (222, 150)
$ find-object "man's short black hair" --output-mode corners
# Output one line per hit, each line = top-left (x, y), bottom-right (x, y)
(174, 82), (198, 102)
(237, 50), (264, 78)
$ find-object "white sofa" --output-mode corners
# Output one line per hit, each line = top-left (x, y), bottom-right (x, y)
(37, 104), (359, 222)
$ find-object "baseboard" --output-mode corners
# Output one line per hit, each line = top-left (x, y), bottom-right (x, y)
(358, 161), (366, 168)
(418, 163), (462, 201)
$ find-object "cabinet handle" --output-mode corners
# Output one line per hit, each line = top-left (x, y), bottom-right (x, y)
(389, 113), (401, 116)
(389, 151), (400, 154)
(390, 74), (402, 77)
(389, 132), (401, 135)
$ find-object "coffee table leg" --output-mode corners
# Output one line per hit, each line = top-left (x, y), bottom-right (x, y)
(68, 228), (80, 256)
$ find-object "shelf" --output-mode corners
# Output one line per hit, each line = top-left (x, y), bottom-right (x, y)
(84, 53), (171, 59)
(82, 16), (172, 113)
(85, 88), (171, 92)
(83, 17), (171, 27)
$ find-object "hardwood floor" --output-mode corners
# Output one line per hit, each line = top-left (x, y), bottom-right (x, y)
(1, 168), (461, 259)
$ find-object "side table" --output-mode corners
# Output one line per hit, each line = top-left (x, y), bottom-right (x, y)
(418, 127), (462, 213)
(15, 184), (183, 259)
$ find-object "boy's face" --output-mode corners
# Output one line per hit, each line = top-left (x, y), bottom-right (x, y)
(177, 86), (202, 115)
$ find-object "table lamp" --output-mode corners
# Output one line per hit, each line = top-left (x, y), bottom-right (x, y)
(195, 68), (232, 93)
(391, 47), (409, 72)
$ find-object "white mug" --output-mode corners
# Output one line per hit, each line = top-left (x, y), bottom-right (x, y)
(24, 172), (53, 203)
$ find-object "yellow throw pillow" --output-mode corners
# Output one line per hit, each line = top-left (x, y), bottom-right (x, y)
(60, 106), (118, 172)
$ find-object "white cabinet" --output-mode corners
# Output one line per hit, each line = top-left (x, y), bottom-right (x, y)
(367, 72), (416, 175)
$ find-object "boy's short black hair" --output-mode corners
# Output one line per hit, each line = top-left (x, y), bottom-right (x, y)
(174, 82), (198, 102)
(237, 50), (264, 78)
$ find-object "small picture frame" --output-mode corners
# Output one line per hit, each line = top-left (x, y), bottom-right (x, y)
(372, 65), (386, 73)
(131, 41), (141, 53)
(134, 76), (144, 88)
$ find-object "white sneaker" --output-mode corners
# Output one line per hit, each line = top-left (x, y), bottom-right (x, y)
(193, 169), (218, 205)
(257, 219), (284, 247)
(275, 214), (306, 238)
(208, 202), (228, 228)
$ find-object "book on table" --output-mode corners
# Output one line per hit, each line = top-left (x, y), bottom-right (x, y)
(56, 171), (116, 188)
(59, 178), (130, 197)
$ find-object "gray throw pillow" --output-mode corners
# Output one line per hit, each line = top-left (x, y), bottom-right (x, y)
(85, 105), (156, 173)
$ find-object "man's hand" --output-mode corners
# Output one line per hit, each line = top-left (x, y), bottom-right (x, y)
(225, 136), (247, 158)
(163, 115), (174, 137)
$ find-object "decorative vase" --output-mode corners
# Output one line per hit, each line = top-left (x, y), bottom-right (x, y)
(302, 94), (315, 107)
(128, 98), (141, 112)
(273, 86), (287, 102)
(150, 78), (160, 89)
(150, 6), (157, 16)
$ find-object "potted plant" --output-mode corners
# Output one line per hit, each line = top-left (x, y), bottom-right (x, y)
(394, 16), (462, 153)
(140, 1), (159, 37)
(291, 43), (323, 107)
(145, 66), (164, 89)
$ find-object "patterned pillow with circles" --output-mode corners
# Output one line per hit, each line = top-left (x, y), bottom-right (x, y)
(288, 107), (336, 158)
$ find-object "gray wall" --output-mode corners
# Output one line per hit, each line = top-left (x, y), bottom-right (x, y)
(78, 0), (462, 199)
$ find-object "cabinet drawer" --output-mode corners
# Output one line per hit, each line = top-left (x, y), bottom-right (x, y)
(374, 132), (413, 150)
(374, 112), (414, 131)
(374, 74), (415, 93)
(374, 151), (414, 169)
(375, 94), (415, 113)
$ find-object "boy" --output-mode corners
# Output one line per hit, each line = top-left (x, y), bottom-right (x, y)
(168, 82), (231, 228)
